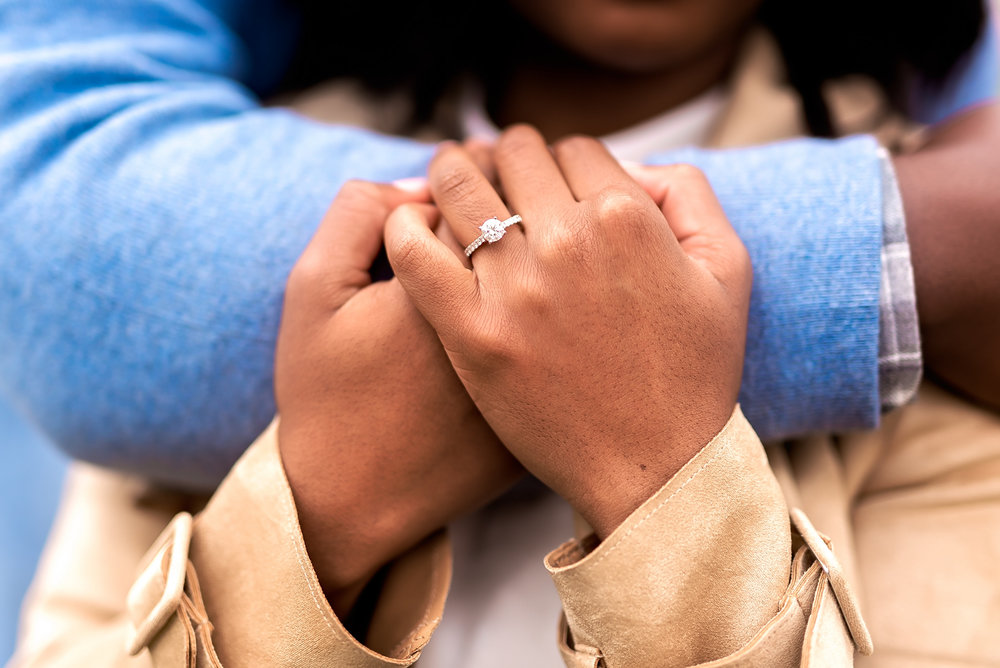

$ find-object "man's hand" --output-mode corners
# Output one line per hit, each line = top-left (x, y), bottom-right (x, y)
(894, 103), (1000, 410)
(275, 180), (522, 616)
(386, 127), (752, 539)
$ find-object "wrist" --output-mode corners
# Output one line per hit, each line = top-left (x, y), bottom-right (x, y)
(573, 405), (736, 539)
(278, 421), (404, 617)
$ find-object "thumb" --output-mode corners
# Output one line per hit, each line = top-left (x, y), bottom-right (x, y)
(291, 180), (430, 309)
(385, 203), (480, 340)
(310, 179), (430, 277)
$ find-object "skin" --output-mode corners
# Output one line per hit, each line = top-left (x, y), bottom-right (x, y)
(278, 0), (1000, 623)
(496, 0), (1000, 409)
(506, 0), (763, 73)
(275, 181), (522, 615)
(497, 0), (763, 139)
(894, 104), (1000, 410)
(276, 130), (751, 618)
(387, 128), (751, 537)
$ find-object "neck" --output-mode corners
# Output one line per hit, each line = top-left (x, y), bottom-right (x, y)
(489, 39), (737, 142)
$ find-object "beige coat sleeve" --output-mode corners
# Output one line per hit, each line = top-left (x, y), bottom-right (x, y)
(10, 423), (451, 668)
(9, 460), (176, 668)
(544, 407), (872, 668)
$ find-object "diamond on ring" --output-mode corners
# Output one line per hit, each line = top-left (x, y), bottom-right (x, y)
(465, 215), (522, 257)
(480, 217), (506, 243)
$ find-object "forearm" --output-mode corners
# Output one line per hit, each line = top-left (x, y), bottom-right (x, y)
(0, 0), (433, 488)
(894, 103), (1000, 409)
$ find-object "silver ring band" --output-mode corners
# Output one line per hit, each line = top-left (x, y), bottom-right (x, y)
(465, 215), (523, 257)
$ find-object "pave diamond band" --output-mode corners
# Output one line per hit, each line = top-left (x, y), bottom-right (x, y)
(465, 215), (523, 257)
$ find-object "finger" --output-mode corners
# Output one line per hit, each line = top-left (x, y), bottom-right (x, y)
(550, 135), (676, 256)
(494, 125), (575, 215)
(552, 136), (644, 201)
(436, 219), (471, 266)
(291, 180), (430, 308)
(428, 144), (525, 272)
(385, 203), (480, 336)
(632, 164), (750, 290)
(463, 138), (498, 186)
(619, 163), (677, 202)
(314, 181), (430, 266)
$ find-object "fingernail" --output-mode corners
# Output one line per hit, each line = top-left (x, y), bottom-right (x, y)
(392, 177), (428, 192)
(619, 160), (645, 172)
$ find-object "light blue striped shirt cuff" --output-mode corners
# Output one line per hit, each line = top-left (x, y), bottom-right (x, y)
(877, 149), (922, 411)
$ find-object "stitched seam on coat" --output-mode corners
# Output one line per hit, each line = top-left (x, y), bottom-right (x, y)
(392, 542), (444, 657)
(757, 601), (807, 652)
(275, 476), (342, 639)
(288, 526), (337, 633)
(577, 435), (730, 573)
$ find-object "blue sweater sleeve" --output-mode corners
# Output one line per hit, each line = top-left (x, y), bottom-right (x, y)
(0, 0), (434, 488)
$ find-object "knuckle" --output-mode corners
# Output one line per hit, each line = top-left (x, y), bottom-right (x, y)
(387, 230), (429, 275)
(539, 221), (595, 266)
(708, 237), (753, 303)
(466, 321), (515, 365)
(338, 179), (384, 206)
(435, 163), (479, 201)
(285, 251), (355, 309)
(733, 242), (754, 291)
(334, 179), (388, 218)
(513, 282), (552, 319)
(502, 123), (543, 141)
(285, 247), (328, 293)
(594, 187), (650, 231)
(340, 178), (381, 197)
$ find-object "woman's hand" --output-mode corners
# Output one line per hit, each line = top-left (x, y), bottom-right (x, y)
(275, 180), (522, 616)
(386, 127), (752, 539)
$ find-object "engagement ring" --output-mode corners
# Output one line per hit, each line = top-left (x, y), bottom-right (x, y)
(465, 215), (522, 257)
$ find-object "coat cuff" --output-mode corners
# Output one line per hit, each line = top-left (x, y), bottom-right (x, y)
(545, 406), (792, 667)
(126, 422), (451, 667)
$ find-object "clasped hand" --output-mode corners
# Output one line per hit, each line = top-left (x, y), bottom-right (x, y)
(275, 126), (751, 616)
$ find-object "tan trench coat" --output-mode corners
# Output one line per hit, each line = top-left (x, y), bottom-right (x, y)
(10, 32), (1000, 668)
